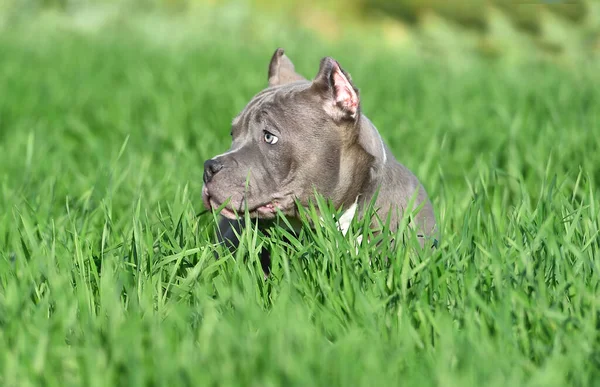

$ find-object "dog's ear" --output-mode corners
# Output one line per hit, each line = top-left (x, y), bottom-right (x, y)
(311, 57), (360, 121)
(268, 48), (306, 87)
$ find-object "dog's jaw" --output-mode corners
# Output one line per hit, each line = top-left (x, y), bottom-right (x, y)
(203, 185), (292, 220)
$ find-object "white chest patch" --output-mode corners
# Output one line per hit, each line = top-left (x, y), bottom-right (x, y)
(317, 199), (364, 251)
(337, 201), (358, 236)
(336, 201), (365, 254)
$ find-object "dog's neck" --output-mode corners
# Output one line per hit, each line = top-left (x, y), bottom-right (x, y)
(334, 114), (388, 211)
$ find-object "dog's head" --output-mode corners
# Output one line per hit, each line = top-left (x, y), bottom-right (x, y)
(202, 48), (374, 220)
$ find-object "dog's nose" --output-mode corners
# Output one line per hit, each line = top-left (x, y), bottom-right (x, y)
(203, 159), (223, 183)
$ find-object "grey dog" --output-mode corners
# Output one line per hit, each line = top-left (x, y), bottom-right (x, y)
(202, 48), (437, 267)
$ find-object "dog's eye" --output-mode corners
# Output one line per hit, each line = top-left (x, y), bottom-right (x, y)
(263, 131), (278, 145)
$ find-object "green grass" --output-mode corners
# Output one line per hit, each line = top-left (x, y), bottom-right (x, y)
(1, 12), (600, 387)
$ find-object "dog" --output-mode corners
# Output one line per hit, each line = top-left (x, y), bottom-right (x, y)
(202, 48), (437, 268)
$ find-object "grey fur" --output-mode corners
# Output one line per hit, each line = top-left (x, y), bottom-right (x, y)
(202, 48), (437, 259)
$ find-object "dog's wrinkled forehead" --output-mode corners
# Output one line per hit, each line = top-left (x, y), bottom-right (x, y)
(231, 82), (312, 131)
(227, 47), (363, 142)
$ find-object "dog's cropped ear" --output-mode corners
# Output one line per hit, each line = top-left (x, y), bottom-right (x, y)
(311, 57), (360, 121)
(268, 48), (306, 87)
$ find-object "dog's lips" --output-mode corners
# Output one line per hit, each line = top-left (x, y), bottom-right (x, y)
(203, 185), (283, 219)
(201, 185), (212, 212)
(213, 200), (238, 219)
(216, 200), (280, 219)
(255, 202), (278, 216)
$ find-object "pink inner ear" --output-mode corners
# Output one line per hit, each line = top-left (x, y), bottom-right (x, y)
(332, 64), (359, 116)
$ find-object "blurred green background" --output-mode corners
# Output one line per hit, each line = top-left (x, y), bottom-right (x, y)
(1, 0), (599, 63)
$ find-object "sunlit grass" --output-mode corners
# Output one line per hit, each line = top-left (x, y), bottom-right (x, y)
(0, 17), (599, 386)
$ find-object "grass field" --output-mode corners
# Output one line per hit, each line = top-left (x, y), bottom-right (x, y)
(1, 10), (600, 387)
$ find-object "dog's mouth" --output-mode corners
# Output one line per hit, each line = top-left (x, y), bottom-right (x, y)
(202, 186), (288, 220)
